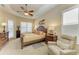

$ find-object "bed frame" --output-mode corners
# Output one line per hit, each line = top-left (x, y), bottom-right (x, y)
(20, 26), (47, 49)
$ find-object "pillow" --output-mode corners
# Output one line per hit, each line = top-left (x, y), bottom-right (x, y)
(33, 30), (39, 34)
(39, 31), (46, 35)
(33, 30), (40, 35)
(39, 31), (43, 35)
(36, 31), (40, 35)
(36, 31), (43, 35)
(33, 29), (37, 33)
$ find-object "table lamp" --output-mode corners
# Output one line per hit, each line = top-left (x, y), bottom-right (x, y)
(2, 22), (6, 32)
(48, 26), (55, 35)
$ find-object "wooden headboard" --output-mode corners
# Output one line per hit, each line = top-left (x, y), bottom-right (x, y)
(37, 26), (47, 33)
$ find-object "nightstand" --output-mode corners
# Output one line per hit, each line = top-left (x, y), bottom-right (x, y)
(45, 34), (57, 44)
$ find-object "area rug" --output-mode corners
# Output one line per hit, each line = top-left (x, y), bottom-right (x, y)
(32, 42), (44, 49)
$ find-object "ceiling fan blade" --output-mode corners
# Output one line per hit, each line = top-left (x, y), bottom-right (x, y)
(29, 10), (34, 12)
(20, 6), (25, 10)
(25, 4), (27, 6)
(18, 4), (34, 16)
(17, 11), (24, 12)
(29, 13), (33, 16)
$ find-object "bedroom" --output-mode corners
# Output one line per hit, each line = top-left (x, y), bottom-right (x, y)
(0, 4), (79, 55)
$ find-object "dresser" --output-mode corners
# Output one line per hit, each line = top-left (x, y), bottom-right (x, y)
(16, 30), (20, 38)
(45, 34), (57, 44)
(16, 26), (21, 38)
(0, 32), (9, 48)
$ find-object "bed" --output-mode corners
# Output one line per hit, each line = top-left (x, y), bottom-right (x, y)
(21, 26), (47, 49)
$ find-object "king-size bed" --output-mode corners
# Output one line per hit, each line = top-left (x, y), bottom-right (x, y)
(21, 26), (47, 49)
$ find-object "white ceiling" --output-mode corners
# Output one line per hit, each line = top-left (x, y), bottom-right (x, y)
(10, 4), (43, 12)
(0, 4), (57, 19)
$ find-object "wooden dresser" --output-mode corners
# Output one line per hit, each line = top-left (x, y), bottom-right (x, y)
(0, 32), (9, 48)
(16, 30), (20, 38)
(45, 34), (57, 44)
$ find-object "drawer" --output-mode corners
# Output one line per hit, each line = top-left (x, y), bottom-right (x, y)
(46, 37), (53, 40)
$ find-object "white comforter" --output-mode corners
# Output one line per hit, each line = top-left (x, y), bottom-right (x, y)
(23, 33), (45, 42)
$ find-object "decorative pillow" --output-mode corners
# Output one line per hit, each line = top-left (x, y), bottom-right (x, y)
(33, 30), (40, 35)
(33, 30), (39, 34)
(39, 31), (43, 35)
(33, 29), (37, 33)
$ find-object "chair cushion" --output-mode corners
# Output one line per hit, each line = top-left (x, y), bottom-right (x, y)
(57, 39), (71, 50)
(60, 38), (70, 44)
(60, 50), (77, 55)
(48, 45), (62, 54)
(48, 35), (77, 55)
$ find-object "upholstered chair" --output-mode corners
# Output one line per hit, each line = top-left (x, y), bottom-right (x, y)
(47, 34), (77, 55)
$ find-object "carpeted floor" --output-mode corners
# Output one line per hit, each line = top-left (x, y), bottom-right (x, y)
(0, 38), (79, 55)
(0, 38), (48, 55)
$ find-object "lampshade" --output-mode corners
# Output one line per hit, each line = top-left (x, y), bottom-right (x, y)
(48, 26), (55, 30)
(2, 22), (6, 26)
(48, 25), (56, 34)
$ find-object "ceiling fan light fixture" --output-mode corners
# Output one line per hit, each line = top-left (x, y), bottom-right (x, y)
(24, 12), (29, 16)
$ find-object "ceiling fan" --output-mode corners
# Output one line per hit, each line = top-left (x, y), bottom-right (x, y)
(17, 4), (34, 16)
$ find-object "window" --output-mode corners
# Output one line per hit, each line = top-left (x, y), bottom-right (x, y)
(63, 8), (78, 25)
(7, 20), (14, 38)
(20, 22), (32, 33)
(62, 8), (79, 36)
(20, 22), (27, 33)
(26, 23), (32, 32)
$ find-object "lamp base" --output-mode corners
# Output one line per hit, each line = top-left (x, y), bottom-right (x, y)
(3, 26), (5, 33)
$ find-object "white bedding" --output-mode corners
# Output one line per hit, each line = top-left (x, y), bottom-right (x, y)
(23, 33), (45, 43)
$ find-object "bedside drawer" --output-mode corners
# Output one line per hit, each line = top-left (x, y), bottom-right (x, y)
(46, 36), (53, 41)
(45, 35), (57, 42)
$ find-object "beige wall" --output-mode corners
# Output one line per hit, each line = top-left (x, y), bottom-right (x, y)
(0, 8), (34, 38)
(34, 4), (75, 36)
(0, 4), (75, 38)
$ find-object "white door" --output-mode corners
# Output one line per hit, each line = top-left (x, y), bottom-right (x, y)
(7, 20), (14, 39)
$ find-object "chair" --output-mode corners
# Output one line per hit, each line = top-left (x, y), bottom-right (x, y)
(47, 34), (77, 55)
